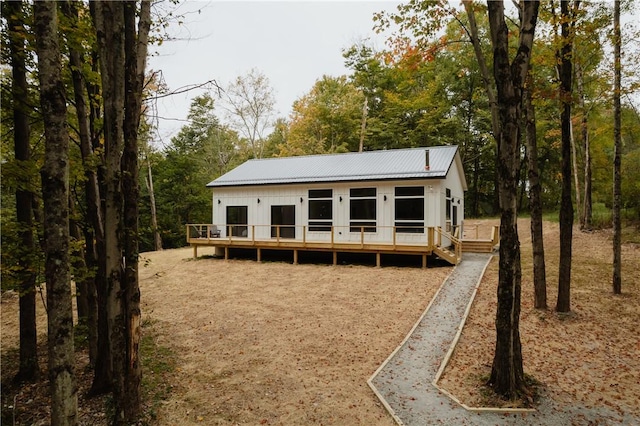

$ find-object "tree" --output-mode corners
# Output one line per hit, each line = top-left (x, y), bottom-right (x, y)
(483, 0), (540, 399)
(219, 68), (275, 159)
(33, 0), (78, 423)
(524, 83), (547, 309)
(279, 75), (364, 156)
(93, 1), (150, 422)
(555, 0), (576, 313)
(612, 0), (622, 294)
(5, 0), (40, 383)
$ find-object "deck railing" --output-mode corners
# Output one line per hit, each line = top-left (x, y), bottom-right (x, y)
(187, 223), (459, 250)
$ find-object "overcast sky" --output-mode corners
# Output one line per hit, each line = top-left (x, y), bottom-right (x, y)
(148, 1), (401, 146)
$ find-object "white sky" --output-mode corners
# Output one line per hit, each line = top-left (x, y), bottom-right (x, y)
(147, 1), (639, 147)
(148, 1), (401, 146)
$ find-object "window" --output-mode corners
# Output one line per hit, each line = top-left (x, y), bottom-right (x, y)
(226, 206), (248, 237)
(271, 205), (296, 238)
(350, 187), (376, 232)
(308, 189), (332, 231)
(395, 186), (425, 233)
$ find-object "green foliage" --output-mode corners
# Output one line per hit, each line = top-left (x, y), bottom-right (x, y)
(277, 75), (363, 156)
(139, 94), (243, 250)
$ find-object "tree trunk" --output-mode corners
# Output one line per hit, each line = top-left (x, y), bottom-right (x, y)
(33, 2), (78, 424)
(5, 0), (40, 383)
(612, 0), (622, 294)
(145, 154), (163, 251)
(69, 200), (89, 322)
(570, 118), (581, 225)
(576, 62), (593, 230)
(484, 0), (540, 400)
(119, 1), (151, 421)
(556, 0), (574, 313)
(62, 0), (102, 369)
(93, 0), (127, 411)
(524, 86), (547, 310)
(359, 96), (368, 152)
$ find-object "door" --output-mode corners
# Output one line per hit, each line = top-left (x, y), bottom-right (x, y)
(271, 205), (295, 239)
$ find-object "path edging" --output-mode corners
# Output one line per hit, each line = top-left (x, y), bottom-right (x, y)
(367, 266), (457, 426)
(431, 254), (536, 413)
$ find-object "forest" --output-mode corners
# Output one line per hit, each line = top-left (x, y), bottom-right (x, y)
(1, 0), (639, 424)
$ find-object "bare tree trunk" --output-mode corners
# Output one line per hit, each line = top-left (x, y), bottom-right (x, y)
(359, 96), (368, 152)
(94, 1), (126, 415)
(524, 86), (547, 310)
(33, 2), (78, 424)
(62, 0), (100, 365)
(576, 62), (592, 230)
(145, 154), (162, 251)
(556, 0), (575, 313)
(484, 0), (540, 400)
(119, 1), (151, 421)
(570, 119), (581, 225)
(612, 0), (622, 294)
(69, 199), (89, 322)
(5, 0), (40, 383)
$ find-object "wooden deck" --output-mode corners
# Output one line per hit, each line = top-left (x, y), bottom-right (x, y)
(185, 224), (497, 267)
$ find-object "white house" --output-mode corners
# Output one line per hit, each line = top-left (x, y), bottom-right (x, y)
(187, 146), (470, 266)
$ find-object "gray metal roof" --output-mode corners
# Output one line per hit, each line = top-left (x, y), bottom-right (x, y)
(207, 145), (462, 188)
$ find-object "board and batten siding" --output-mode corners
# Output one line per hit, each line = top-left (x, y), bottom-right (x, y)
(211, 177), (455, 245)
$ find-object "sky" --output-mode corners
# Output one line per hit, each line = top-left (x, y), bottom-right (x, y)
(147, 1), (401, 146)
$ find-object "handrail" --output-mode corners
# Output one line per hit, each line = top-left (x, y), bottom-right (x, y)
(187, 223), (458, 253)
(434, 226), (462, 263)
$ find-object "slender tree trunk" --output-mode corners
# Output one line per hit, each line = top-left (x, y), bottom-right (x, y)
(359, 96), (368, 152)
(570, 119), (582, 225)
(524, 86), (547, 309)
(6, 0), (40, 383)
(119, 1), (151, 421)
(484, 0), (540, 400)
(69, 200), (89, 322)
(33, 2), (78, 424)
(556, 0), (575, 313)
(94, 0), (127, 410)
(63, 0), (101, 368)
(612, 0), (622, 294)
(576, 63), (592, 230)
(145, 155), (162, 251)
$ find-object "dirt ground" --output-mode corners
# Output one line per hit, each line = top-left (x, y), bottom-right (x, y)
(2, 219), (639, 424)
(2, 249), (452, 425)
(439, 219), (640, 419)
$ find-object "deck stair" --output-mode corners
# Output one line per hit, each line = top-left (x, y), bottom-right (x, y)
(433, 246), (459, 265)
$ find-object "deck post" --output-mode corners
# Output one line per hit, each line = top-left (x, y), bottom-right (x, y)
(332, 251), (337, 266)
(303, 226), (306, 247)
(376, 252), (381, 268)
(224, 246), (229, 260)
(193, 245), (197, 259)
(422, 254), (427, 269)
(393, 227), (396, 249)
(293, 249), (298, 265)
(257, 248), (261, 262)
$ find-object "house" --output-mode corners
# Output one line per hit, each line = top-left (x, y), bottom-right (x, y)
(188, 145), (473, 266)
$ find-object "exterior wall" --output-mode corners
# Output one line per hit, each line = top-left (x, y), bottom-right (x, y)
(210, 177), (464, 245)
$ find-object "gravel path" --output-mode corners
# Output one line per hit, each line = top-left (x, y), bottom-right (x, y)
(368, 253), (636, 425)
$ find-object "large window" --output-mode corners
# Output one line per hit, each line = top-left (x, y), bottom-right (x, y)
(271, 205), (296, 238)
(308, 189), (332, 231)
(350, 188), (376, 232)
(226, 206), (248, 237)
(395, 186), (425, 233)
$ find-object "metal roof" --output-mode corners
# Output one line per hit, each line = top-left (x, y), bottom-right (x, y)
(207, 145), (462, 188)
